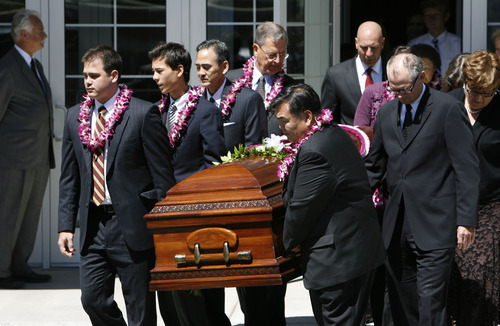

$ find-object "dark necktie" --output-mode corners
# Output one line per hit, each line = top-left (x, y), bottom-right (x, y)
(30, 58), (44, 92)
(257, 76), (266, 100)
(92, 106), (107, 206)
(402, 104), (413, 141)
(209, 97), (215, 103)
(432, 38), (440, 54)
(365, 67), (373, 88)
(167, 103), (177, 133)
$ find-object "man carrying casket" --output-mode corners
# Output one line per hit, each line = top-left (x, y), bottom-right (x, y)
(273, 84), (385, 325)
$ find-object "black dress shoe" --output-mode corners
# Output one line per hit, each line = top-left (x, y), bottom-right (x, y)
(14, 271), (52, 283)
(0, 276), (25, 289)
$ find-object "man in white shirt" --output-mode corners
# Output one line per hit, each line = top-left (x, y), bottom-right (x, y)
(408, 0), (461, 74)
(321, 21), (386, 125)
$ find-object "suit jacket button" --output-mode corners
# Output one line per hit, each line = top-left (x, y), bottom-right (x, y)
(402, 176), (406, 181)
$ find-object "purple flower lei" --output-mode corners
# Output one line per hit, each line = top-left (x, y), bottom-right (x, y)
(235, 56), (285, 110)
(157, 86), (204, 149)
(277, 108), (334, 181)
(78, 84), (133, 152)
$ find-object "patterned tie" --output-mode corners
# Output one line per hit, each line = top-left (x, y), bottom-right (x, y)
(365, 67), (373, 88)
(432, 38), (440, 54)
(257, 75), (266, 100)
(30, 58), (44, 92)
(92, 106), (107, 206)
(402, 104), (413, 141)
(166, 103), (177, 133)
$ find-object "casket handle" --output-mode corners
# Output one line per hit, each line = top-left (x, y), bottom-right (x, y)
(174, 246), (252, 266)
(194, 243), (201, 265)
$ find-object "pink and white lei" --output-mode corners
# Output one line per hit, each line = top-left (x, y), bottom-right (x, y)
(78, 84), (133, 152)
(277, 108), (334, 181)
(235, 56), (285, 110)
(158, 86), (204, 148)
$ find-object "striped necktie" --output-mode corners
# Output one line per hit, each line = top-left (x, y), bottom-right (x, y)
(257, 76), (266, 100)
(432, 38), (440, 54)
(92, 106), (107, 206)
(167, 103), (177, 133)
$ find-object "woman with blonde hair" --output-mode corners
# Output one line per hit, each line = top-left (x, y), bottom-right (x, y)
(448, 49), (500, 326)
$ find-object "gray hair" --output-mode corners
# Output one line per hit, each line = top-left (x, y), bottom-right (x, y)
(255, 22), (287, 47)
(11, 10), (40, 42)
(387, 53), (423, 81)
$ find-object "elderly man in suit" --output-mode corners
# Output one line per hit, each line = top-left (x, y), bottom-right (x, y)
(149, 42), (229, 326)
(57, 45), (175, 326)
(321, 21), (386, 125)
(274, 83), (386, 325)
(0, 10), (54, 289)
(227, 21), (295, 137)
(195, 39), (267, 152)
(365, 52), (479, 325)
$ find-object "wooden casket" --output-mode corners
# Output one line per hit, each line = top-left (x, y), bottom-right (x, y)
(144, 156), (302, 291)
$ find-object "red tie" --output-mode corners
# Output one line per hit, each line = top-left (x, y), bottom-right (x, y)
(365, 67), (373, 88)
(92, 106), (107, 205)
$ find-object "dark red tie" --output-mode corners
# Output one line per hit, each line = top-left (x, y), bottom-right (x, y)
(92, 106), (107, 205)
(365, 67), (373, 88)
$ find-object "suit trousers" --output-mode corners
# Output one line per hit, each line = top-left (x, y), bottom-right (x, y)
(158, 288), (230, 326)
(236, 284), (287, 326)
(0, 164), (49, 277)
(309, 269), (375, 326)
(386, 201), (454, 326)
(80, 204), (156, 326)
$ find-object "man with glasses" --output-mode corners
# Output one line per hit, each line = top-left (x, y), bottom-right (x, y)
(227, 21), (296, 137)
(409, 0), (461, 74)
(365, 52), (480, 325)
(321, 21), (386, 125)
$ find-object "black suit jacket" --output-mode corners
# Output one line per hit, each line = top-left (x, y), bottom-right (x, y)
(0, 47), (55, 169)
(282, 124), (385, 290)
(205, 80), (267, 152)
(365, 86), (480, 251)
(58, 96), (175, 252)
(321, 56), (386, 125)
(160, 96), (226, 183)
(226, 68), (296, 136)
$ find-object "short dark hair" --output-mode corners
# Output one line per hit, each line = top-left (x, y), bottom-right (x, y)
(196, 39), (230, 65)
(420, 0), (450, 14)
(81, 45), (122, 78)
(148, 42), (191, 83)
(411, 43), (441, 71)
(270, 84), (321, 117)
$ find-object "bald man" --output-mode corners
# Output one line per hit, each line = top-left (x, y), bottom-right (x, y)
(321, 21), (386, 125)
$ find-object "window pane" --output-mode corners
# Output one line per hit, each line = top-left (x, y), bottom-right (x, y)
(256, 0), (273, 22)
(65, 77), (85, 107)
(122, 77), (161, 103)
(207, 25), (254, 69)
(65, 27), (113, 76)
(0, 0), (25, 58)
(65, 0), (113, 24)
(488, 0), (500, 22)
(286, 26), (304, 74)
(117, 27), (165, 75)
(117, 0), (166, 24)
(207, 0), (253, 23)
(287, 0), (304, 23)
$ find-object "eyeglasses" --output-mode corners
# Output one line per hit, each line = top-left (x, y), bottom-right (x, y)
(465, 84), (498, 98)
(259, 46), (289, 61)
(387, 75), (419, 95)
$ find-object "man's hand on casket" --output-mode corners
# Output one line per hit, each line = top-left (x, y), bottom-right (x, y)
(284, 245), (301, 258)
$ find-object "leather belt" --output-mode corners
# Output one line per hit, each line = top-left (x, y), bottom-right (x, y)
(100, 205), (114, 214)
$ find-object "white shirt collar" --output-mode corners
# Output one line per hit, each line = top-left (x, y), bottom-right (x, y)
(94, 89), (121, 115)
(169, 86), (192, 110)
(356, 56), (383, 92)
(251, 61), (274, 90)
(14, 44), (34, 67)
(206, 79), (227, 108)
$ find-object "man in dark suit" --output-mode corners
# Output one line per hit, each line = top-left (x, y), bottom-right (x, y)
(195, 39), (267, 152)
(0, 10), (54, 289)
(321, 21), (386, 125)
(149, 42), (229, 326)
(226, 21), (295, 137)
(57, 45), (175, 326)
(273, 84), (386, 325)
(365, 52), (480, 325)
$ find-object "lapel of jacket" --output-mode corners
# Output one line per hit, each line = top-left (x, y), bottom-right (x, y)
(347, 57), (362, 101)
(391, 102), (405, 148)
(13, 50), (45, 97)
(404, 87), (432, 147)
(105, 101), (131, 174)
